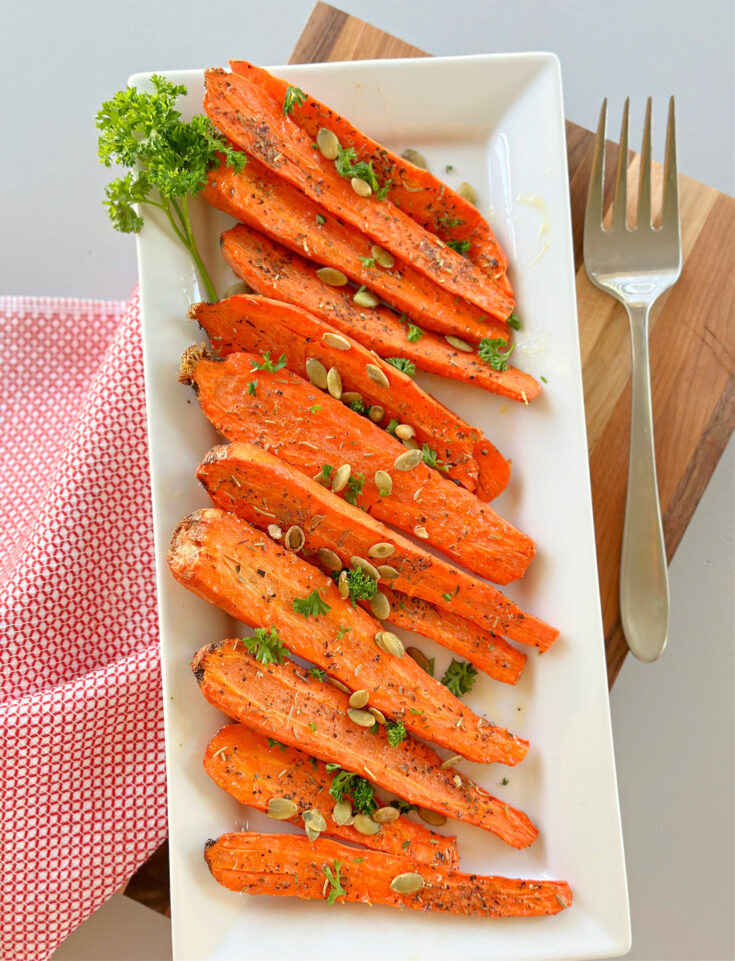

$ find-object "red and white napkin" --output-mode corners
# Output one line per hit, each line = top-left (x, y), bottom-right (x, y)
(0, 291), (167, 961)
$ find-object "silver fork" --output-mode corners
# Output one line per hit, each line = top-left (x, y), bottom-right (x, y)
(584, 97), (681, 663)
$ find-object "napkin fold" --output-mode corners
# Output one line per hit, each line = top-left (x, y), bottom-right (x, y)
(0, 291), (167, 961)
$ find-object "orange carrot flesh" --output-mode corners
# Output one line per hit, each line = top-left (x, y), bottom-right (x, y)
(192, 641), (537, 847)
(191, 293), (511, 497)
(230, 60), (512, 283)
(170, 509), (528, 765)
(197, 442), (557, 652)
(184, 352), (535, 585)
(204, 69), (513, 321)
(205, 724), (459, 868)
(206, 833), (572, 916)
(204, 158), (507, 345)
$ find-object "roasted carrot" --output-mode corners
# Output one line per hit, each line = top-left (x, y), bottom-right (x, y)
(190, 293), (510, 497)
(206, 833), (572, 916)
(205, 158), (507, 345)
(229, 60), (512, 286)
(205, 724), (459, 868)
(181, 350), (536, 585)
(170, 508), (528, 765)
(197, 442), (557, 652)
(220, 224), (540, 408)
(204, 69), (513, 320)
(193, 641), (537, 847)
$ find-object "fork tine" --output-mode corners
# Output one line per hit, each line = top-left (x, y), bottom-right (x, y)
(662, 96), (679, 231)
(612, 98), (630, 229)
(585, 99), (607, 234)
(637, 97), (652, 228)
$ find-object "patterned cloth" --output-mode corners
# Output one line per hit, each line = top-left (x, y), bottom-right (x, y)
(0, 292), (167, 961)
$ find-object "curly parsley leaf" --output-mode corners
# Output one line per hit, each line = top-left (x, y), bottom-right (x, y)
(386, 720), (407, 747)
(406, 323), (423, 342)
(329, 770), (376, 815)
(283, 85), (307, 115)
(243, 627), (289, 666)
(446, 239), (471, 255)
(385, 357), (416, 378)
(477, 337), (514, 372)
(308, 667), (326, 680)
(343, 473), (365, 507)
(251, 351), (287, 373)
(347, 398), (365, 415)
(506, 313), (521, 331)
(293, 590), (331, 618)
(441, 658), (478, 697)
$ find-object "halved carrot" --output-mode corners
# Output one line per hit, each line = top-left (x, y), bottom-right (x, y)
(170, 508), (528, 765)
(197, 442), (556, 653)
(206, 833), (572, 916)
(204, 158), (506, 345)
(205, 724), (459, 868)
(181, 350), (535, 585)
(229, 60), (512, 286)
(192, 640), (537, 847)
(204, 69), (513, 321)
(220, 224), (540, 408)
(190, 293), (510, 497)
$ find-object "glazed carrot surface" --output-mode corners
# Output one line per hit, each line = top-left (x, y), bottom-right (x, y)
(169, 508), (527, 765)
(204, 69), (513, 320)
(190, 293), (510, 496)
(206, 833), (572, 917)
(192, 641), (537, 847)
(205, 724), (459, 867)
(197, 442), (557, 652)
(182, 351), (536, 585)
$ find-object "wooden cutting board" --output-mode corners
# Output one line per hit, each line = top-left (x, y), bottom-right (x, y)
(124, 1), (735, 916)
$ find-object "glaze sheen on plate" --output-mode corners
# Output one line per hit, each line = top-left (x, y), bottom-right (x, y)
(133, 54), (631, 961)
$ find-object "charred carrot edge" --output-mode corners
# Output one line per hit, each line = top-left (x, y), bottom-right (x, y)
(204, 69), (513, 321)
(206, 833), (572, 916)
(191, 293), (512, 497)
(197, 442), (557, 653)
(182, 351), (536, 585)
(169, 508), (528, 765)
(220, 225), (541, 408)
(205, 158), (506, 346)
(192, 641), (537, 847)
(205, 724), (459, 868)
(230, 60), (511, 283)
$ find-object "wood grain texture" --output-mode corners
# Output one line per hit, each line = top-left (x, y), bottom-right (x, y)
(125, 1), (735, 915)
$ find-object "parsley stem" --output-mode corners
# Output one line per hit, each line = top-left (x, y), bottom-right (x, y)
(179, 195), (218, 303)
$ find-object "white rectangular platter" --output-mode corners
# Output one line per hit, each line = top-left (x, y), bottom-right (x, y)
(133, 53), (630, 961)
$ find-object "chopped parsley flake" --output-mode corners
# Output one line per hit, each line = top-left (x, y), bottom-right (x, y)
(506, 313), (521, 331)
(247, 380), (257, 396)
(282, 85), (307, 115)
(447, 239), (471, 255)
(422, 443), (450, 473)
(322, 859), (346, 905)
(385, 357), (416, 377)
(251, 351), (287, 373)
(406, 323), (423, 342)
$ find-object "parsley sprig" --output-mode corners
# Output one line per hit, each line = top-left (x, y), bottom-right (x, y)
(242, 627), (289, 666)
(331, 567), (378, 603)
(96, 75), (245, 303)
(441, 658), (478, 697)
(385, 357), (416, 378)
(329, 769), (377, 814)
(478, 337), (514, 372)
(343, 473), (365, 507)
(421, 443), (450, 473)
(293, 590), (331, 618)
(386, 720), (407, 746)
(251, 351), (287, 373)
(282, 85), (307, 115)
(322, 859), (346, 905)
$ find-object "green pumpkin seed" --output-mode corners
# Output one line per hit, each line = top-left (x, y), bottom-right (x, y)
(374, 630), (405, 658)
(371, 245), (395, 269)
(223, 280), (253, 298)
(394, 449), (423, 471)
(316, 127), (340, 160)
(327, 366), (342, 399)
(406, 647), (432, 673)
(374, 470), (392, 494)
(440, 754), (464, 769)
(373, 805), (400, 824)
(351, 556), (380, 581)
(368, 542), (395, 559)
(305, 356), (328, 388)
(368, 405), (385, 423)
(368, 706), (386, 725)
(267, 524), (283, 540)
(354, 288), (379, 308)
(328, 675), (350, 693)
(347, 707), (376, 728)
(285, 525), (305, 551)
(394, 423), (415, 440)
(317, 267), (348, 287)
(348, 689), (370, 709)
(318, 547), (342, 572)
(331, 463), (351, 493)
(414, 525), (429, 539)
(377, 564), (399, 580)
(341, 391), (363, 406)
(418, 807), (447, 826)
(323, 331), (351, 351)
(369, 590), (391, 620)
(458, 181), (477, 205)
(390, 872), (425, 895)
(332, 799), (353, 825)
(338, 571), (349, 599)
(401, 148), (428, 170)
(267, 797), (298, 820)
(445, 335), (474, 353)
(352, 813), (381, 836)
(365, 363), (389, 386)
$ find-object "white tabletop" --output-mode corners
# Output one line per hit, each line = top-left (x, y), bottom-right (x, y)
(4, 1), (731, 959)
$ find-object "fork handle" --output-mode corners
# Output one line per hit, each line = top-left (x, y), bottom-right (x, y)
(619, 303), (670, 662)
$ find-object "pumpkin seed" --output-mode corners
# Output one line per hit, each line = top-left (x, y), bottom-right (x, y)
(322, 331), (351, 351)
(327, 366), (343, 399)
(458, 181), (478, 205)
(318, 547), (342, 572)
(368, 706), (386, 725)
(406, 647), (432, 673)
(316, 127), (340, 160)
(440, 754), (464, 769)
(352, 813), (381, 836)
(368, 542), (395, 559)
(365, 363), (389, 387)
(377, 564), (399, 580)
(373, 805), (400, 824)
(369, 591), (391, 620)
(316, 267), (348, 287)
(331, 463), (351, 493)
(414, 525), (429, 539)
(354, 288), (379, 308)
(402, 438), (420, 451)
(223, 280), (253, 297)
(285, 525), (305, 551)
(390, 872), (425, 895)
(368, 405), (385, 423)
(305, 826), (321, 842)
(348, 689), (370, 709)
(418, 807), (447, 826)
(351, 556), (380, 581)
(374, 470), (392, 494)
(394, 448), (423, 471)
(445, 334), (474, 353)
(338, 571), (350, 599)
(371, 244), (395, 269)
(374, 630), (405, 658)
(267, 797), (298, 820)
(303, 809), (327, 832)
(341, 391), (363, 406)
(453, 774), (463, 787)
(347, 707), (376, 728)
(305, 356), (328, 388)
(351, 176), (372, 197)
(328, 675), (350, 694)
(394, 423), (415, 441)
(332, 800), (353, 825)
(313, 470), (330, 488)
(401, 148), (428, 170)
(267, 524), (283, 540)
